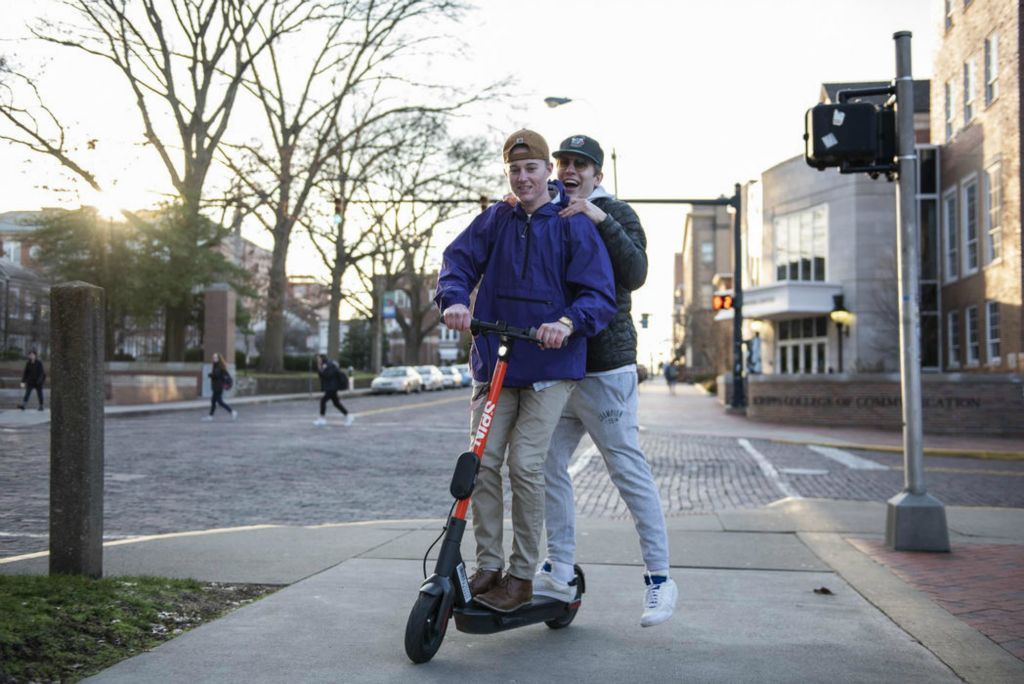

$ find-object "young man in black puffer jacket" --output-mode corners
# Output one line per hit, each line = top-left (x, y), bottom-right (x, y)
(535, 135), (677, 627)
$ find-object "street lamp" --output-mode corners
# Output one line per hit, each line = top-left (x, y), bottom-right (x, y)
(829, 293), (852, 372)
(542, 95), (619, 196)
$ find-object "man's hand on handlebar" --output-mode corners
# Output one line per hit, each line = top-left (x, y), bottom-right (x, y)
(536, 320), (571, 349)
(443, 304), (472, 331)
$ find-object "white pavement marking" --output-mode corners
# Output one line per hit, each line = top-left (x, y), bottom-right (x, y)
(781, 468), (830, 476)
(568, 444), (599, 480)
(738, 438), (802, 500)
(808, 445), (889, 470)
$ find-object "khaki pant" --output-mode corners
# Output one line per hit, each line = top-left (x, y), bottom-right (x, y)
(469, 381), (574, 580)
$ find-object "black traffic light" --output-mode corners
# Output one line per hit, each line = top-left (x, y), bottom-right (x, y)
(712, 293), (733, 311)
(804, 102), (896, 174)
(640, 313), (650, 329)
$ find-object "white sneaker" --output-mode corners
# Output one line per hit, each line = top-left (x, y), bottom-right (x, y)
(314, 417), (327, 426)
(344, 413), (354, 426)
(231, 410), (238, 420)
(641, 576), (678, 627)
(533, 566), (576, 603)
(201, 416), (213, 422)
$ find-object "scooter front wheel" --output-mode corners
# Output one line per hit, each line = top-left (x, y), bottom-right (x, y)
(404, 592), (450, 663)
(546, 564), (585, 630)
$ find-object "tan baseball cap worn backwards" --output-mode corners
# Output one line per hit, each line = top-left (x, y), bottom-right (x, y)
(503, 129), (549, 163)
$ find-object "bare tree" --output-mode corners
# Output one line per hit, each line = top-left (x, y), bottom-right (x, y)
(19, 0), (314, 359)
(346, 118), (493, 366)
(222, 0), (500, 372)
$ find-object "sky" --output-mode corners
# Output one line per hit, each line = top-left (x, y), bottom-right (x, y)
(0, 0), (943, 365)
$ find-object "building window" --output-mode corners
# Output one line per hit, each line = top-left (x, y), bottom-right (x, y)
(2, 240), (22, 264)
(944, 0), (953, 30)
(984, 33), (999, 105)
(942, 189), (958, 281)
(983, 162), (1002, 264)
(963, 59), (976, 123)
(962, 176), (979, 274)
(965, 305), (979, 366)
(700, 240), (714, 264)
(700, 284), (712, 308)
(947, 310), (960, 369)
(773, 204), (827, 283)
(986, 301), (1000, 364)
(943, 81), (953, 141)
(776, 317), (828, 375)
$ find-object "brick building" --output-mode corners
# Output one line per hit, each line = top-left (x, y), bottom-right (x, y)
(932, 0), (1022, 371)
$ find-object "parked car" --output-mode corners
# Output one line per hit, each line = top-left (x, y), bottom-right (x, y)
(438, 366), (462, 389)
(415, 365), (446, 391)
(454, 363), (473, 387)
(371, 366), (422, 394)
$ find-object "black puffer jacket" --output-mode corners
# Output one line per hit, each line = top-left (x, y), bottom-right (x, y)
(587, 187), (647, 372)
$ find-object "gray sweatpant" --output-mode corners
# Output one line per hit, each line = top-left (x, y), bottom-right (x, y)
(544, 366), (670, 572)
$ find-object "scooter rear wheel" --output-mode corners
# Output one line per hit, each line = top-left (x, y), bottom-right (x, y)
(545, 564), (585, 630)
(404, 592), (450, 663)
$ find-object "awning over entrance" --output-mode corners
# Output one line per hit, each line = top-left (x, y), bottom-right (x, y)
(714, 281), (842, 322)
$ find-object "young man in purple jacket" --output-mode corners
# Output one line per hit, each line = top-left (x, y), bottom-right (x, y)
(435, 129), (616, 613)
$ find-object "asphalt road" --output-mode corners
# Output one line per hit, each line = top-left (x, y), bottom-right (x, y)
(2, 385), (1022, 559)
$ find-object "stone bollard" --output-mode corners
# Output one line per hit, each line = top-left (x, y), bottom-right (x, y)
(49, 282), (105, 578)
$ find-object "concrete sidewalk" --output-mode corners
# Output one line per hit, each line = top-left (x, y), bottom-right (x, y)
(2, 500), (1022, 682)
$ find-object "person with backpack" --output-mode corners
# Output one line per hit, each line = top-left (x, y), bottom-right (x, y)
(203, 352), (237, 421)
(314, 354), (353, 426)
(18, 350), (46, 411)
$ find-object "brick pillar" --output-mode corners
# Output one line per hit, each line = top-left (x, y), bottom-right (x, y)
(49, 281), (105, 577)
(203, 284), (236, 396)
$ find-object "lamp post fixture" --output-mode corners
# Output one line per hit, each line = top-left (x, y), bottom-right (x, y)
(829, 293), (852, 373)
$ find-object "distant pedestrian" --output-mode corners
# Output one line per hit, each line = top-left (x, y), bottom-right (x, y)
(314, 354), (353, 426)
(18, 350), (46, 411)
(664, 361), (679, 395)
(204, 352), (237, 421)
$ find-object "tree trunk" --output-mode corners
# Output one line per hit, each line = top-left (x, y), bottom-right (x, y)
(371, 288), (383, 373)
(162, 302), (189, 361)
(260, 225), (291, 373)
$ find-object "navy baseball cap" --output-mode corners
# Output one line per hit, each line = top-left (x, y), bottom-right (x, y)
(553, 135), (604, 167)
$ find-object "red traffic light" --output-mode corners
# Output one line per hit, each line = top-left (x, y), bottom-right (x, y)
(712, 294), (733, 311)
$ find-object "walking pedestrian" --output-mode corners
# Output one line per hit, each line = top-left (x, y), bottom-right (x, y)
(314, 354), (353, 426)
(18, 350), (46, 411)
(664, 361), (679, 395)
(537, 134), (677, 627)
(203, 352), (237, 421)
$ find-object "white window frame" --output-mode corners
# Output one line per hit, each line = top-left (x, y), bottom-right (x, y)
(961, 174), (979, 275)
(700, 240), (714, 265)
(942, 188), (959, 282)
(963, 59), (976, 123)
(947, 310), (960, 369)
(984, 33), (999, 105)
(943, 81), (954, 142)
(983, 161), (1002, 265)
(965, 305), (980, 367)
(985, 301), (1000, 365)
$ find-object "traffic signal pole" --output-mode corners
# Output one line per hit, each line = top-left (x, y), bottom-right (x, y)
(886, 31), (949, 551)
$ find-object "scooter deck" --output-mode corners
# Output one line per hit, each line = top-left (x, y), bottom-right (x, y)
(453, 597), (580, 634)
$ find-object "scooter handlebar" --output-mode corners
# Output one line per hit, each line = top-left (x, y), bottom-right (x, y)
(470, 319), (539, 342)
(469, 319), (570, 348)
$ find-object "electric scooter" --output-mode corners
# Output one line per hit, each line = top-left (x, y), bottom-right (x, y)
(404, 319), (585, 664)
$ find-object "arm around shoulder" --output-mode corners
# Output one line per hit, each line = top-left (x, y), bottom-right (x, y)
(596, 200), (648, 290)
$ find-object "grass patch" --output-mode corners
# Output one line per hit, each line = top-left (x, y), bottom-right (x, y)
(0, 574), (277, 683)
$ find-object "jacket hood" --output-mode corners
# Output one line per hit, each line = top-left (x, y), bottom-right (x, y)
(588, 184), (615, 201)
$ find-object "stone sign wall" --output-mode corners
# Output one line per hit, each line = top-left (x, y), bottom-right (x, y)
(740, 372), (1023, 435)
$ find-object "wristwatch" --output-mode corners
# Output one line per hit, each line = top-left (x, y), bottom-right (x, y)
(558, 316), (575, 334)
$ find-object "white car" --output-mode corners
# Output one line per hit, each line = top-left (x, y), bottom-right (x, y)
(454, 364), (473, 387)
(438, 366), (462, 389)
(415, 365), (446, 391)
(371, 366), (423, 394)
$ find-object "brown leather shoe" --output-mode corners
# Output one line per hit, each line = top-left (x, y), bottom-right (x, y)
(473, 574), (533, 613)
(468, 568), (501, 596)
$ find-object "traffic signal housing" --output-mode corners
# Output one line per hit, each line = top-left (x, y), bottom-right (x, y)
(712, 293), (733, 311)
(804, 102), (896, 173)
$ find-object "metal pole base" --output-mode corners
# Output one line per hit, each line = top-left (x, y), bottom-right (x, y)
(885, 490), (950, 552)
